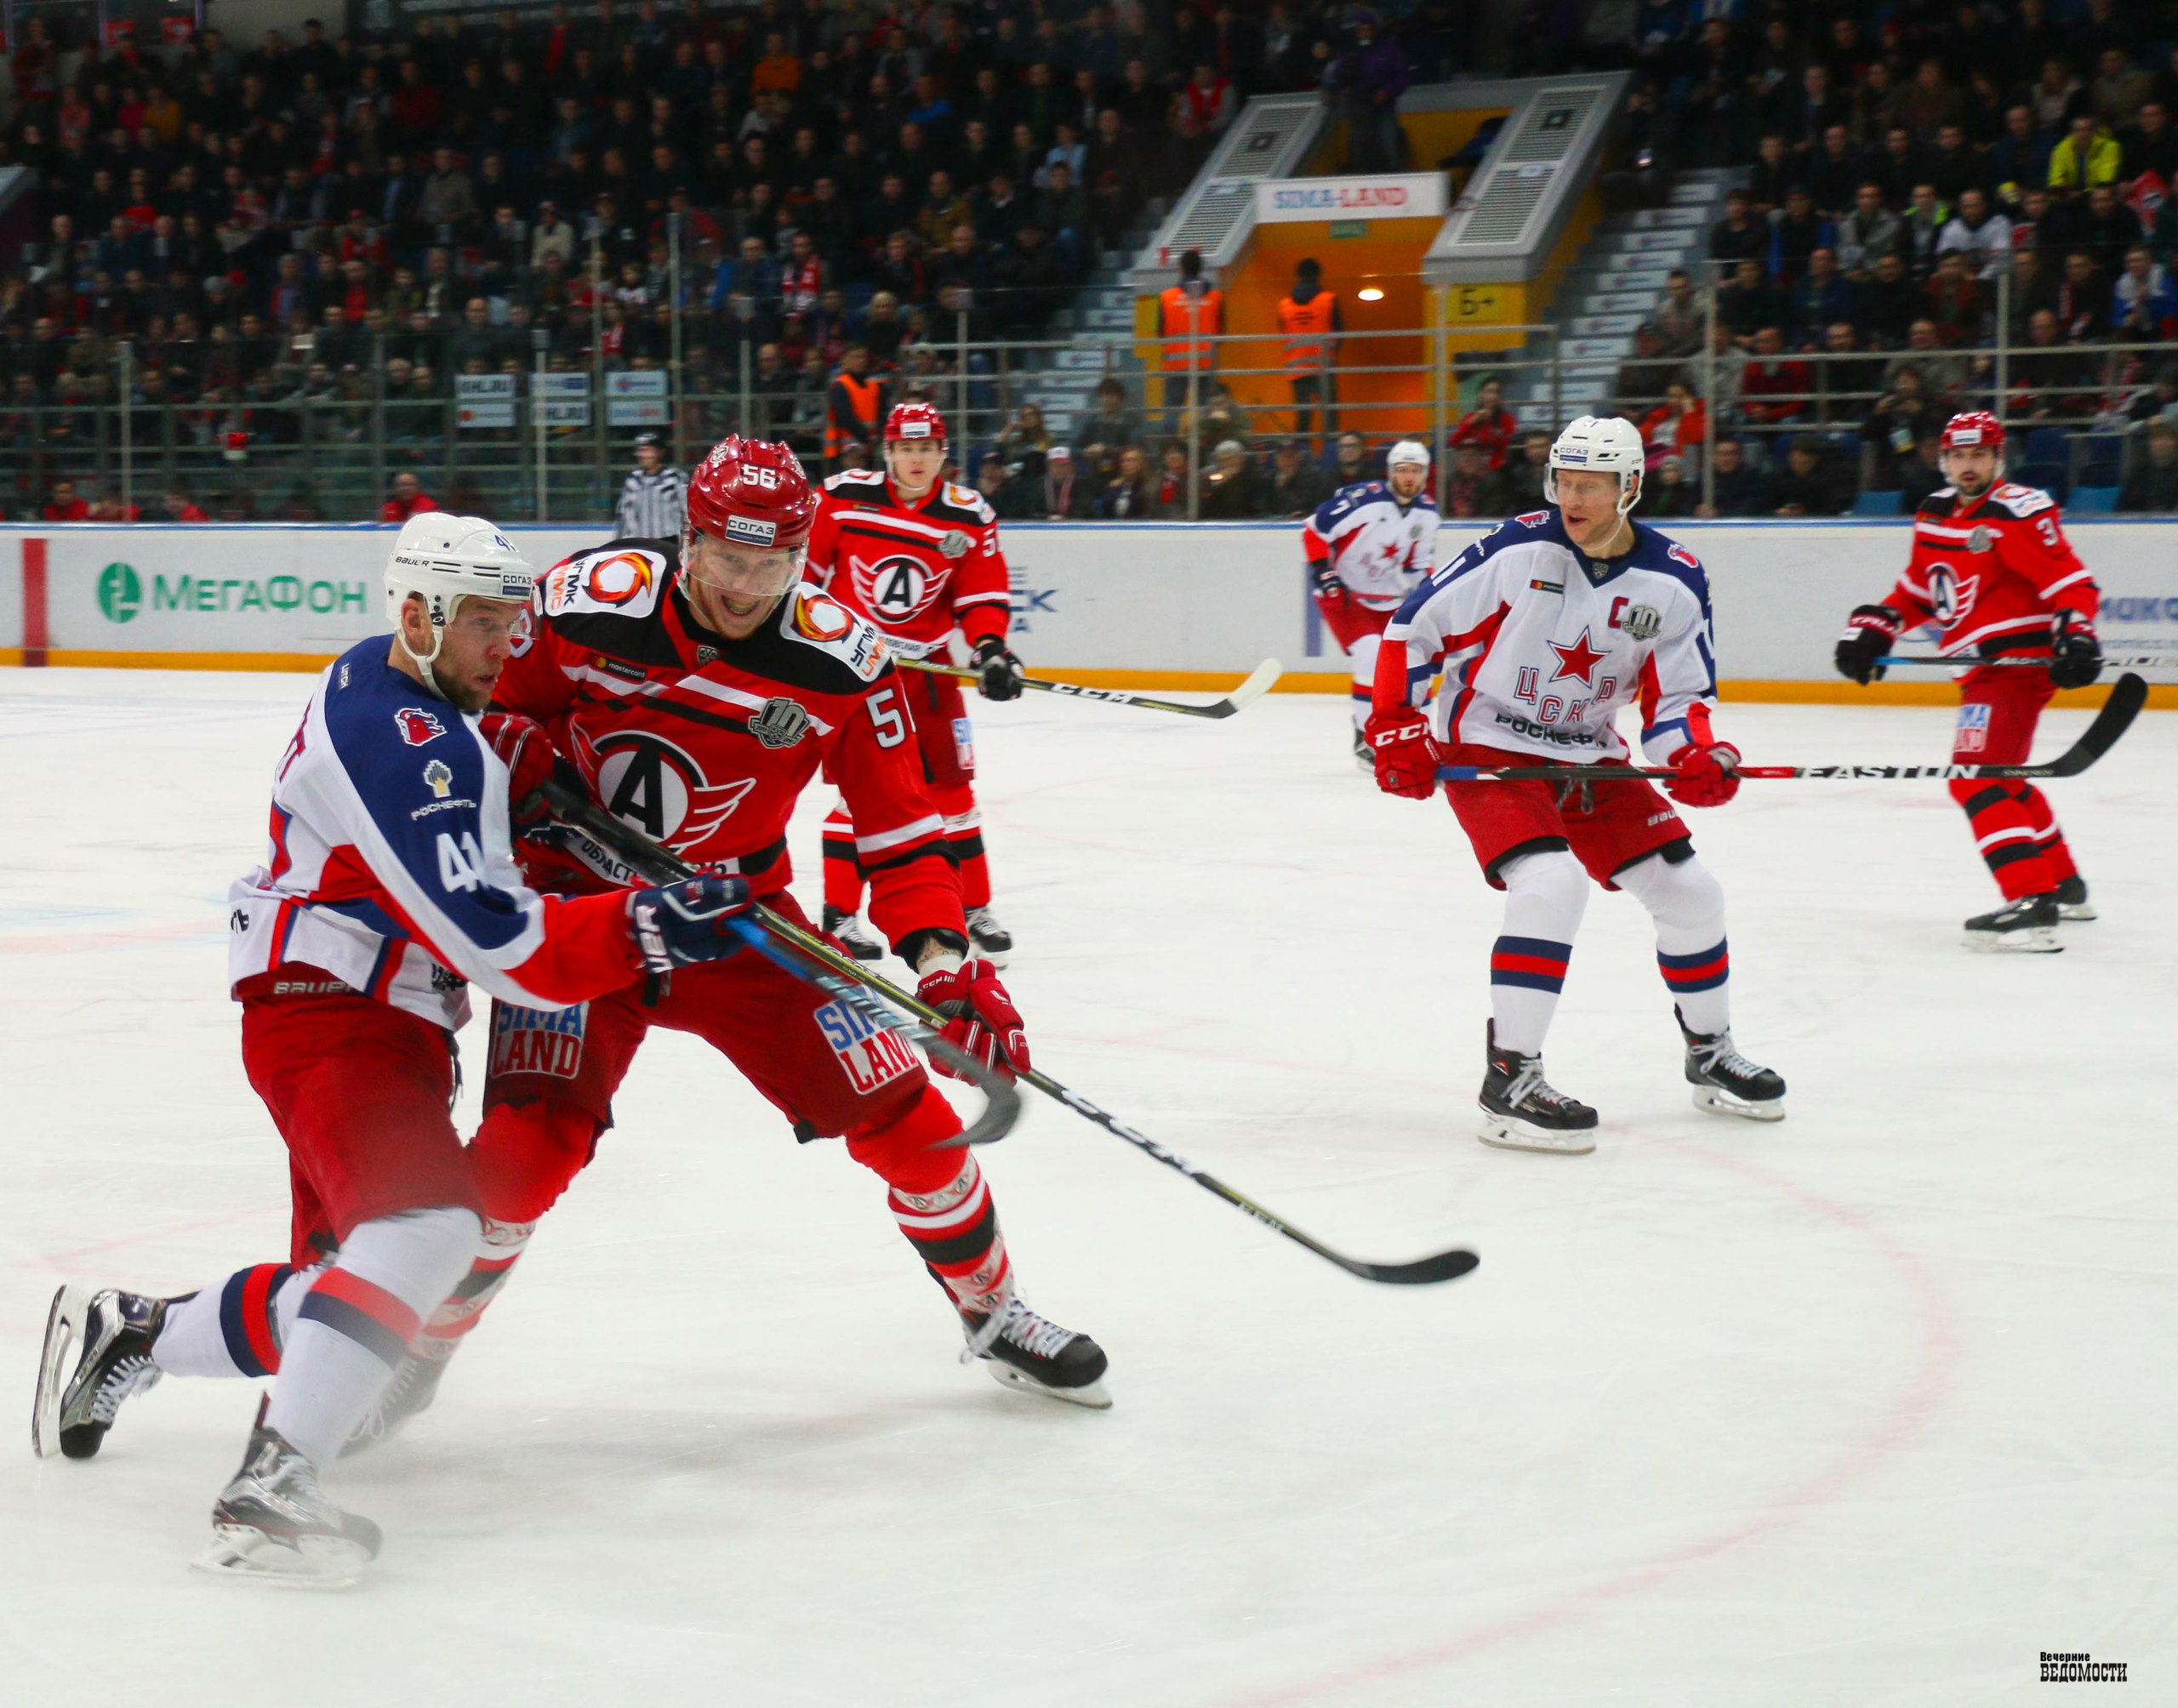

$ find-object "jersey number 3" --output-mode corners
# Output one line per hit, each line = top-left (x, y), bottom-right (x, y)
(436, 830), (487, 891)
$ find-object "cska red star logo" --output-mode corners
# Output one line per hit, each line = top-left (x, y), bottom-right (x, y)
(1548, 628), (1608, 687)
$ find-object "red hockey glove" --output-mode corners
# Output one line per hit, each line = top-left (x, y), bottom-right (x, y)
(1665, 738), (1742, 808)
(479, 711), (555, 825)
(916, 957), (1030, 1080)
(1365, 706), (1439, 800)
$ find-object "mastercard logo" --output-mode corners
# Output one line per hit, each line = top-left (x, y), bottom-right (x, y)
(793, 595), (853, 641)
(586, 550), (657, 606)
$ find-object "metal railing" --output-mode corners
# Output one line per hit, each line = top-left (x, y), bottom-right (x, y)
(14, 267), (2174, 522)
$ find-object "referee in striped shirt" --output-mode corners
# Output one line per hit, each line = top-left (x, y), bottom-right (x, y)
(615, 433), (687, 538)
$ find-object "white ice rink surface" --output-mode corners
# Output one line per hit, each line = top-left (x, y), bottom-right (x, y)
(1, 667), (2173, 1706)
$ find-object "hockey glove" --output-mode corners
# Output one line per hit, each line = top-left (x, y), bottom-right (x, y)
(479, 711), (556, 826)
(2047, 607), (2103, 690)
(1664, 738), (1742, 808)
(1364, 706), (1439, 800)
(1309, 558), (1348, 609)
(971, 636), (1026, 702)
(626, 876), (753, 974)
(916, 957), (1030, 1080)
(1833, 605), (1901, 685)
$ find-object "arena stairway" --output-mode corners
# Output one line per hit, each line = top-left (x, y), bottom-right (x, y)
(1003, 199), (1167, 442)
(1497, 168), (1736, 424)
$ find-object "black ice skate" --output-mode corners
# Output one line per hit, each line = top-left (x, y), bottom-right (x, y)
(1477, 1022), (1598, 1154)
(961, 1299), (1110, 1409)
(339, 1343), (452, 1459)
(2055, 875), (2096, 921)
(32, 1284), (169, 1460)
(1964, 893), (2062, 953)
(821, 904), (885, 963)
(966, 906), (1014, 967)
(1679, 1012), (1787, 1122)
(198, 1403), (381, 1588)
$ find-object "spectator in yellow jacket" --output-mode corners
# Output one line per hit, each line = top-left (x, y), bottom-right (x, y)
(2048, 115), (2121, 192)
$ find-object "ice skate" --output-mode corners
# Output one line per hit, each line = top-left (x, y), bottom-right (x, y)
(339, 1343), (452, 1459)
(32, 1284), (168, 1460)
(961, 1298), (1110, 1409)
(965, 906), (1014, 967)
(1964, 893), (2061, 953)
(1351, 727), (1373, 773)
(1679, 1013), (1787, 1122)
(197, 1406), (381, 1588)
(1477, 1022), (1597, 1154)
(821, 904), (886, 963)
(2055, 875), (2096, 921)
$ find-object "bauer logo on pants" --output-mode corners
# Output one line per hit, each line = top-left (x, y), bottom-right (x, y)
(814, 998), (917, 1095)
(490, 1003), (588, 1079)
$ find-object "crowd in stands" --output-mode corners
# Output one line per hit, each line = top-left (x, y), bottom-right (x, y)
(0, 0), (1474, 517)
(1588, 0), (2178, 513)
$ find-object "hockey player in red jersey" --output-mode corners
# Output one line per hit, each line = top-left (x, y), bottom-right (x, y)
(33, 514), (750, 1584)
(359, 437), (1109, 1443)
(1834, 412), (2104, 951)
(805, 401), (1025, 965)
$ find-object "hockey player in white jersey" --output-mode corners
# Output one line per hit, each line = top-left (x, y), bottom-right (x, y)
(1303, 438), (1440, 766)
(31, 514), (748, 1584)
(1364, 417), (1784, 1153)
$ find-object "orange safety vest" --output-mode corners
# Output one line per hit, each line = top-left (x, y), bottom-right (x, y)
(827, 371), (883, 455)
(1277, 291), (1337, 370)
(1160, 285), (1223, 371)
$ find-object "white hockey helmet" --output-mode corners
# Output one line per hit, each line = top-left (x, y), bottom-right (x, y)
(1545, 415), (1645, 515)
(1388, 438), (1431, 469)
(384, 512), (537, 691)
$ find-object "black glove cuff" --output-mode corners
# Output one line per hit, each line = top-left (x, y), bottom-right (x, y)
(897, 926), (969, 969)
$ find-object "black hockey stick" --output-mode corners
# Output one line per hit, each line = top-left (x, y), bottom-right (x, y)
(1876, 653), (2175, 672)
(900, 656), (1285, 720)
(542, 783), (1477, 1289)
(1432, 672), (2147, 785)
(537, 782), (1018, 1148)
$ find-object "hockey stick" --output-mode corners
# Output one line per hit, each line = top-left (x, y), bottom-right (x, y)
(1432, 672), (2147, 786)
(537, 782), (1018, 1147)
(542, 783), (1477, 1289)
(1876, 653), (2175, 672)
(900, 656), (1285, 720)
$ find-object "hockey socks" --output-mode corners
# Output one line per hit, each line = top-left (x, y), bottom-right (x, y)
(826, 787), (994, 911)
(890, 1154), (1014, 1316)
(1616, 848), (1732, 1036)
(1348, 632), (1383, 734)
(1489, 850), (1589, 1055)
(264, 1207), (478, 1467)
(153, 1262), (306, 1380)
(821, 800), (864, 915)
(1953, 779), (2075, 900)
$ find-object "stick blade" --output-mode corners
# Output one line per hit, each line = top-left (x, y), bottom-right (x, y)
(2050, 672), (2147, 777)
(1346, 1247), (1480, 1286)
(1218, 658), (1284, 715)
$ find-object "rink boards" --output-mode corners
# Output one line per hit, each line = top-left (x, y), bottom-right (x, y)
(0, 520), (2172, 703)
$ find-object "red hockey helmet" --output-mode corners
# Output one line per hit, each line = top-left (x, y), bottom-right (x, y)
(884, 401), (948, 444)
(684, 435), (818, 555)
(1939, 411), (2006, 456)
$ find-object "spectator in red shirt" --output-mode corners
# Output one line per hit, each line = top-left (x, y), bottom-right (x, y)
(43, 478), (89, 521)
(379, 470), (439, 523)
(1740, 327), (1812, 425)
(162, 486), (208, 522)
(1449, 377), (1518, 470)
